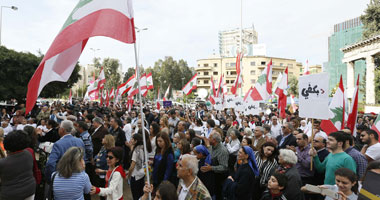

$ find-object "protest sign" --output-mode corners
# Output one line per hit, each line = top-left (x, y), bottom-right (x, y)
(214, 97), (223, 111)
(224, 95), (235, 108)
(244, 100), (260, 115)
(234, 97), (245, 112)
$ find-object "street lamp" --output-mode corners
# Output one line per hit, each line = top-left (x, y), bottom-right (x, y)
(90, 48), (100, 60)
(134, 27), (148, 63)
(0, 6), (18, 46)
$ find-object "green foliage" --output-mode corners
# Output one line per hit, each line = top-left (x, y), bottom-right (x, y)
(123, 56), (194, 99)
(0, 46), (81, 102)
(361, 0), (380, 40)
(288, 75), (298, 97)
(102, 58), (121, 90)
(375, 70), (380, 103)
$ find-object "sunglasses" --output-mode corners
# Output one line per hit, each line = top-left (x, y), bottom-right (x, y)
(106, 156), (114, 159)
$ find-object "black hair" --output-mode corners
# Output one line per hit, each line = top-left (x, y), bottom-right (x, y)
(150, 122), (160, 137)
(179, 139), (191, 155)
(195, 118), (203, 126)
(301, 133), (308, 140)
(335, 168), (358, 194)
(47, 119), (58, 128)
(272, 172), (288, 190)
(136, 130), (152, 153)
(357, 124), (367, 131)
(363, 160), (380, 181)
(263, 125), (271, 133)
(329, 131), (346, 144)
(259, 142), (278, 162)
(126, 117), (132, 124)
(157, 181), (178, 200)
(187, 129), (196, 143)
(23, 126), (37, 149)
(107, 147), (124, 166)
(4, 130), (31, 152)
(191, 137), (201, 147)
(342, 132), (354, 146)
(206, 119), (215, 128)
(85, 114), (95, 122)
(363, 129), (379, 141)
(77, 121), (89, 131)
(297, 129), (304, 134)
(242, 137), (252, 146)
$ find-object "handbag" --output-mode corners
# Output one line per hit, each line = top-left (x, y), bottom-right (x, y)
(47, 173), (57, 200)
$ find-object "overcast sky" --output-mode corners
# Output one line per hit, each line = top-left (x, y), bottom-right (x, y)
(2, 0), (370, 72)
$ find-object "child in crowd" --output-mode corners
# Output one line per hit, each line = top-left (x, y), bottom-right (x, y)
(260, 172), (288, 200)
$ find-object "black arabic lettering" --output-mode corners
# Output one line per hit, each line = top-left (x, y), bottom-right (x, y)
(227, 98), (233, 103)
(301, 84), (321, 99)
(248, 105), (256, 110)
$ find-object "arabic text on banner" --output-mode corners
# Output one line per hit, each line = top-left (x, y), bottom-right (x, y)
(234, 97), (245, 112)
(244, 99), (260, 116)
(224, 95), (235, 109)
(214, 97), (223, 111)
(298, 73), (330, 119)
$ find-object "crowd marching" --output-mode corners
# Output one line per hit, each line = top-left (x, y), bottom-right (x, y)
(0, 100), (380, 200)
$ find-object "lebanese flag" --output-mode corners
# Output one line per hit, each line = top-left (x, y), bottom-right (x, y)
(231, 72), (243, 95)
(182, 74), (197, 95)
(371, 114), (380, 142)
(163, 84), (170, 101)
(106, 90), (110, 107)
(97, 67), (106, 89)
(100, 89), (107, 106)
(146, 72), (154, 90)
(347, 75), (360, 136)
(209, 76), (216, 104)
(157, 87), (161, 110)
(129, 73), (147, 97)
(89, 71), (95, 85)
(25, 0), (136, 115)
(321, 75), (348, 134)
(68, 89), (72, 104)
(275, 67), (288, 119)
(244, 87), (253, 102)
(236, 52), (243, 75)
(250, 60), (272, 101)
(304, 59), (310, 75)
(117, 74), (135, 97)
(289, 94), (297, 113)
(216, 74), (225, 97)
(109, 87), (115, 100)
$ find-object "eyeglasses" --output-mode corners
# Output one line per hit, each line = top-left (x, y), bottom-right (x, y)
(106, 156), (114, 159)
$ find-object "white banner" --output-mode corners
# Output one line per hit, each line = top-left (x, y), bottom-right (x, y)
(214, 97), (223, 111)
(224, 95), (235, 108)
(298, 73), (330, 119)
(234, 97), (245, 112)
(244, 100), (260, 115)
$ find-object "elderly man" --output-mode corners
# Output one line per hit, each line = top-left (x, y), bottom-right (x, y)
(36, 105), (50, 121)
(45, 120), (85, 182)
(252, 126), (266, 151)
(201, 131), (229, 200)
(177, 154), (211, 200)
(276, 122), (297, 149)
(91, 117), (109, 156)
(270, 116), (282, 138)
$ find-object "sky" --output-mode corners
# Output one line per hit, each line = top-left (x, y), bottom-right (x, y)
(1, 0), (370, 73)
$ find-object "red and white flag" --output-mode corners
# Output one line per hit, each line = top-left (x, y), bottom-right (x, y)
(106, 90), (110, 107)
(290, 94), (297, 113)
(68, 89), (72, 104)
(347, 75), (360, 136)
(321, 75), (348, 134)
(97, 67), (106, 89)
(275, 67), (288, 119)
(157, 87), (161, 110)
(251, 60), (273, 101)
(146, 72), (154, 90)
(216, 74), (225, 97)
(236, 52), (243, 75)
(182, 74), (197, 95)
(244, 87), (254, 102)
(109, 88), (115, 100)
(129, 73), (147, 97)
(209, 76), (216, 104)
(163, 84), (171, 101)
(371, 114), (380, 142)
(25, 0), (136, 115)
(304, 60), (310, 75)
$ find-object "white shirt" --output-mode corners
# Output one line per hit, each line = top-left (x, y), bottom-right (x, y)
(271, 124), (282, 138)
(365, 143), (380, 161)
(16, 124), (26, 130)
(2, 125), (13, 136)
(225, 138), (240, 155)
(178, 178), (197, 200)
(123, 123), (132, 142)
(37, 125), (48, 133)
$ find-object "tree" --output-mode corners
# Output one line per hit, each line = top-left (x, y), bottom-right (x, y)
(123, 66), (144, 83)
(102, 58), (122, 90)
(288, 75), (298, 97)
(0, 46), (81, 102)
(361, 0), (380, 68)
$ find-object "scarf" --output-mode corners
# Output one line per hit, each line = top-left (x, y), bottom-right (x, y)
(195, 145), (211, 165)
(243, 146), (259, 176)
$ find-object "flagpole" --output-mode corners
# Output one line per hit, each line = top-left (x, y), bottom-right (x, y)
(239, 0), (243, 97)
(133, 42), (152, 200)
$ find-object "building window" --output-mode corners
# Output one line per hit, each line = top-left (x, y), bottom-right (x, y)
(250, 61), (256, 66)
(214, 63), (218, 67)
(197, 81), (200, 84)
(203, 63), (209, 67)
(225, 63), (229, 67)
(226, 80), (230, 84)
(230, 62), (236, 67)
(231, 71), (237, 75)
(288, 64), (293, 68)
(251, 79), (256, 84)
(204, 72), (209, 75)
(204, 80), (209, 84)
(213, 72), (218, 75)
(197, 72), (200, 75)
(280, 63), (283, 66)
(261, 61), (266, 65)
(250, 70), (255, 75)
(198, 64), (200, 67)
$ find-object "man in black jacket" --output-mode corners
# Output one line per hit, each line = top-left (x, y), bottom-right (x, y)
(276, 122), (297, 149)
(110, 117), (129, 169)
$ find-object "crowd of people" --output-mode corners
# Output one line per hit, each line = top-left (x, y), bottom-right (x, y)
(0, 100), (380, 200)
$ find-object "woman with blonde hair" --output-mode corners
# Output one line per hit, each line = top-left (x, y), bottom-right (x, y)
(160, 116), (169, 133)
(52, 147), (91, 199)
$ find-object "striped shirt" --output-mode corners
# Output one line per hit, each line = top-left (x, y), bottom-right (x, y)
(53, 171), (92, 200)
(208, 143), (229, 173)
(80, 131), (93, 164)
(254, 151), (278, 186)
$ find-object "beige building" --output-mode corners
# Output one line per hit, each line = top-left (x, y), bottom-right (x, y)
(299, 65), (323, 76)
(196, 56), (302, 95)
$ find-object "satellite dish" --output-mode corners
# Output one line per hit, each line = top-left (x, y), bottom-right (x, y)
(198, 89), (208, 99)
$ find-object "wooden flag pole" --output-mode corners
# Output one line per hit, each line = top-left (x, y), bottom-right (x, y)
(310, 118), (315, 171)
